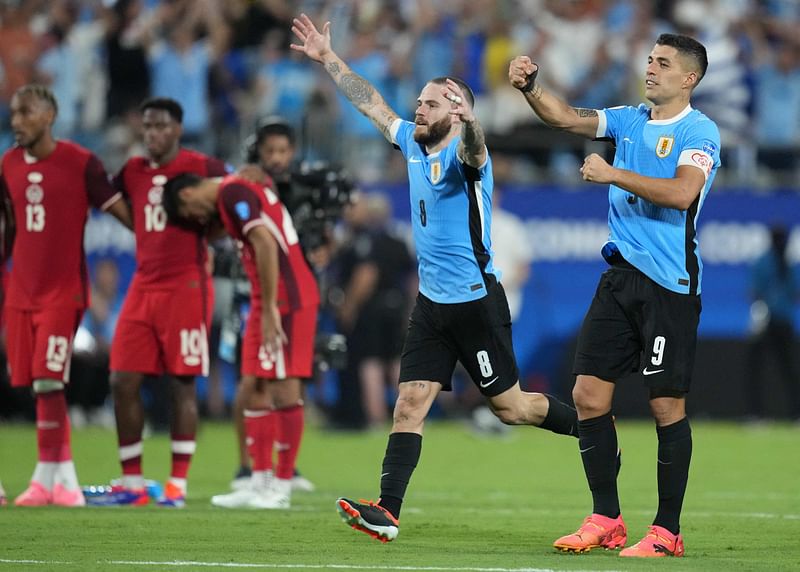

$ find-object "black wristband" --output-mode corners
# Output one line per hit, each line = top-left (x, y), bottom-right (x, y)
(519, 67), (539, 93)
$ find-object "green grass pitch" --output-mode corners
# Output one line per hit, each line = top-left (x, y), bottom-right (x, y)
(1, 418), (798, 571)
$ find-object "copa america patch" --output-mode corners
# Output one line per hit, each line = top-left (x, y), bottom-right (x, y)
(235, 201), (250, 220)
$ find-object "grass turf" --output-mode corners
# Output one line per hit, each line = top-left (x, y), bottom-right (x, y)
(1, 418), (798, 571)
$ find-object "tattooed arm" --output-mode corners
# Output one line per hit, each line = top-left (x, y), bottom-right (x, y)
(507, 56), (600, 140)
(291, 14), (398, 143)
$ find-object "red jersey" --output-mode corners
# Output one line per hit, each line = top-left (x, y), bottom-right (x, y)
(1, 141), (121, 311)
(115, 149), (227, 289)
(217, 175), (319, 313)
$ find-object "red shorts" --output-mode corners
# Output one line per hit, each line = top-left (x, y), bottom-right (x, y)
(110, 279), (213, 377)
(242, 304), (318, 380)
(5, 306), (82, 387)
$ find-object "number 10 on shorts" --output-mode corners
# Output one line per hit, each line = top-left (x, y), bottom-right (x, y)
(180, 328), (205, 367)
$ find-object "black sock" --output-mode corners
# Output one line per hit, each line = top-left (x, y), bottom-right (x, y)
(540, 394), (579, 437)
(578, 412), (620, 518)
(653, 417), (692, 535)
(378, 432), (422, 519)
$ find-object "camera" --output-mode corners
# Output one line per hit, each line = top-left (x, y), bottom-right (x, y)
(280, 161), (354, 253)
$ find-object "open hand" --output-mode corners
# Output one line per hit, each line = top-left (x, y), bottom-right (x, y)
(290, 13), (332, 63)
(442, 78), (475, 123)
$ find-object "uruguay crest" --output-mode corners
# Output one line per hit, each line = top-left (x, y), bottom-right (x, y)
(430, 161), (442, 184)
(656, 135), (674, 158)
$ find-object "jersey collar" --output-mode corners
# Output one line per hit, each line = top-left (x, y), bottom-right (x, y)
(647, 104), (693, 125)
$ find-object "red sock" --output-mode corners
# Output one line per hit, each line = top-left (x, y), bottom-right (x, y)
(118, 437), (143, 478)
(244, 409), (275, 472)
(275, 404), (304, 480)
(170, 433), (196, 480)
(36, 391), (71, 463)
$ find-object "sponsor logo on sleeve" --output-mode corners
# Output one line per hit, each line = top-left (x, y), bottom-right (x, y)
(235, 201), (251, 220)
(702, 141), (717, 156)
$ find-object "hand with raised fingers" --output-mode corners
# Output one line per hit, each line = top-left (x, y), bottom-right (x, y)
(290, 13), (333, 63)
(443, 78), (474, 123)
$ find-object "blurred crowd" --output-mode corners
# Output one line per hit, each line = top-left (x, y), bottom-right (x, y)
(1, 0), (799, 187)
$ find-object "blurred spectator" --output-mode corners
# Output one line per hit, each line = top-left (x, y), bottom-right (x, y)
(68, 258), (123, 428)
(744, 224), (800, 421)
(330, 193), (415, 429)
(147, 0), (229, 151)
(751, 39), (800, 177)
(36, 17), (79, 138)
(490, 188), (533, 323)
(103, 0), (152, 120)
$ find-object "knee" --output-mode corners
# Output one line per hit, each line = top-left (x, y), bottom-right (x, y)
(572, 383), (609, 418)
(392, 394), (426, 429)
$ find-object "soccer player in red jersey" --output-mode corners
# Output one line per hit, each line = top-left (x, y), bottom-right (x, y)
(106, 98), (228, 507)
(163, 173), (320, 509)
(1, 84), (132, 507)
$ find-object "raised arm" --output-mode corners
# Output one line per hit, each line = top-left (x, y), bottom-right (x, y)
(290, 13), (398, 143)
(508, 56), (600, 140)
(442, 79), (487, 169)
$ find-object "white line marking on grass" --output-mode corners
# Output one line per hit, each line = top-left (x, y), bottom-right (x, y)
(108, 563), (624, 572)
(1, 559), (625, 572)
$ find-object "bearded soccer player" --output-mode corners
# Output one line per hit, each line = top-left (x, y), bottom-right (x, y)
(291, 14), (582, 543)
(163, 173), (319, 509)
(509, 34), (719, 557)
(102, 98), (228, 508)
(1, 84), (132, 507)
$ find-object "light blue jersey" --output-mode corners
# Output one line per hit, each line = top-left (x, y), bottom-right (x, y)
(390, 119), (498, 303)
(596, 104), (721, 295)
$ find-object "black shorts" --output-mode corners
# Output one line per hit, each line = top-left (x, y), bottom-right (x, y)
(399, 277), (519, 397)
(572, 258), (701, 394)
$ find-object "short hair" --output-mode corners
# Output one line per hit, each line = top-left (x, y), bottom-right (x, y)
(140, 97), (184, 123)
(162, 172), (203, 224)
(13, 84), (58, 117)
(245, 116), (294, 163)
(429, 76), (475, 108)
(655, 33), (708, 85)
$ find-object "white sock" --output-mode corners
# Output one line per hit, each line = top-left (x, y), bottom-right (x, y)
(271, 478), (291, 497)
(31, 462), (58, 489)
(168, 477), (187, 494)
(252, 470), (273, 491)
(121, 475), (145, 490)
(54, 461), (80, 490)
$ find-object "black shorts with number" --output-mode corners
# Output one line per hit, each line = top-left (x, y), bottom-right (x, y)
(399, 276), (519, 397)
(572, 257), (702, 395)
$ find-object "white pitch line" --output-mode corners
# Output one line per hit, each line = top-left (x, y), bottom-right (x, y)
(0, 559), (625, 572)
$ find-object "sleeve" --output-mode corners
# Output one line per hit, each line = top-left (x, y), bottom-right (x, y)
(85, 154), (123, 211)
(205, 157), (231, 177)
(111, 164), (127, 197)
(390, 119), (414, 155)
(219, 183), (265, 237)
(676, 118), (721, 180)
(596, 105), (636, 142)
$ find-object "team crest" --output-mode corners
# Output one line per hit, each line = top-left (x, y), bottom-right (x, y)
(430, 160), (442, 184)
(655, 136), (675, 158)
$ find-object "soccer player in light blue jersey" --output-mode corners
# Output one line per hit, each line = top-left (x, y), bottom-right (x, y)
(510, 34), (720, 558)
(292, 13), (582, 542)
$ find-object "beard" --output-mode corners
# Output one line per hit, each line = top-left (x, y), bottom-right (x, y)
(413, 116), (451, 147)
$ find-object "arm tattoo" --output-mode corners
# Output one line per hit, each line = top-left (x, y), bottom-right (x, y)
(530, 84), (543, 100)
(325, 61), (340, 76)
(339, 72), (375, 106)
(461, 119), (485, 159)
(575, 108), (598, 118)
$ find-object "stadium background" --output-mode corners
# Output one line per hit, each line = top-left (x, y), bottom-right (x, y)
(2, 0), (799, 420)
